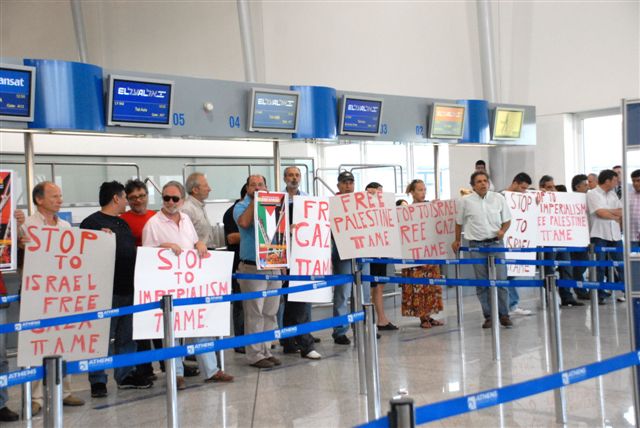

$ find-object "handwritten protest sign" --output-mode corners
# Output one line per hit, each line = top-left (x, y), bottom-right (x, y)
(255, 192), (289, 269)
(396, 200), (457, 260)
(504, 191), (538, 276)
(0, 170), (16, 271)
(18, 227), (115, 366)
(537, 192), (589, 246)
(133, 248), (233, 339)
(330, 191), (401, 260)
(289, 196), (332, 303)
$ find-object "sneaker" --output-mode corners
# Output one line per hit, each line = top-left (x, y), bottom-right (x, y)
(118, 374), (153, 390)
(267, 356), (282, 366)
(509, 307), (533, 316)
(302, 350), (322, 360)
(617, 296), (626, 302)
(31, 401), (42, 415)
(334, 335), (351, 345)
(63, 394), (85, 406)
(91, 382), (108, 398)
(205, 370), (234, 383)
(499, 315), (513, 328)
(177, 376), (186, 390)
(482, 319), (492, 329)
(0, 406), (19, 422)
(561, 300), (584, 307)
(282, 345), (300, 354)
(250, 358), (275, 369)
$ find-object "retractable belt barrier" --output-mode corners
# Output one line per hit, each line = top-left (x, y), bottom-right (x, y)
(357, 258), (487, 266)
(460, 246), (588, 253)
(557, 279), (625, 291)
(0, 275), (353, 334)
(361, 275), (545, 289)
(1, 294), (20, 304)
(0, 311), (365, 388)
(596, 246), (640, 253)
(358, 350), (640, 427)
(495, 258), (624, 268)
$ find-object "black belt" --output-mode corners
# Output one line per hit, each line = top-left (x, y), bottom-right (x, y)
(470, 238), (499, 244)
(240, 259), (256, 266)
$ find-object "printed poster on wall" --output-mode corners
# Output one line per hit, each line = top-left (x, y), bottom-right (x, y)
(330, 191), (402, 260)
(18, 227), (115, 366)
(536, 191), (589, 246)
(133, 247), (233, 339)
(396, 200), (457, 261)
(504, 191), (538, 277)
(0, 170), (16, 271)
(289, 196), (333, 303)
(254, 191), (289, 269)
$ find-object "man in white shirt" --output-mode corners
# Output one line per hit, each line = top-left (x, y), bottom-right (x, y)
(586, 169), (624, 304)
(453, 172), (513, 329)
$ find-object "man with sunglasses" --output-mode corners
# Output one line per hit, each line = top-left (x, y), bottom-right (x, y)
(142, 181), (233, 389)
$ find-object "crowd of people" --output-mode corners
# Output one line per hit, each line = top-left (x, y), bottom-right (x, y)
(0, 162), (639, 422)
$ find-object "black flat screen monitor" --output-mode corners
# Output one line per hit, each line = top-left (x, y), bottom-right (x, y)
(107, 75), (174, 128)
(339, 96), (383, 136)
(492, 107), (524, 140)
(0, 64), (36, 122)
(429, 103), (465, 139)
(248, 88), (300, 133)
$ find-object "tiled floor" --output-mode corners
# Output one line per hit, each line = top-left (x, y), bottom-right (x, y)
(3, 288), (636, 427)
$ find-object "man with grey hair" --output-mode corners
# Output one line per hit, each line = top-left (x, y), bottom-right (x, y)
(143, 181), (233, 388)
(182, 172), (216, 249)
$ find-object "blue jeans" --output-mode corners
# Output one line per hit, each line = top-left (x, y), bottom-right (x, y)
(177, 338), (219, 378)
(470, 240), (509, 319)
(0, 308), (8, 408)
(507, 284), (519, 310)
(591, 238), (624, 298)
(89, 294), (137, 385)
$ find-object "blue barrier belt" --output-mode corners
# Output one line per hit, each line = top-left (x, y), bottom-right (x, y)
(495, 258), (624, 268)
(0, 294), (19, 304)
(557, 279), (625, 291)
(357, 351), (640, 428)
(460, 246), (588, 253)
(233, 273), (353, 282)
(361, 275), (544, 288)
(596, 246), (640, 253)
(0, 276), (352, 335)
(65, 311), (364, 376)
(357, 258), (487, 266)
(0, 366), (44, 388)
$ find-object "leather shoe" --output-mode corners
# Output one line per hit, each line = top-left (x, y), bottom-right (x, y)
(482, 318), (492, 329)
(0, 406), (19, 422)
(205, 370), (234, 383)
(499, 315), (513, 328)
(63, 394), (85, 406)
(177, 376), (186, 390)
(183, 365), (200, 377)
(561, 300), (584, 307)
(377, 322), (399, 331)
(251, 358), (275, 369)
(334, 335), (351, 345)
(267, 356), (282, 366)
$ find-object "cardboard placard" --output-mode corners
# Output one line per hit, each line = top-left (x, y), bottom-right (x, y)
(537, 192), (589, 246)
(255, 192), (289, 269)
(18, 226), (115, 366)
(396, 200), (457, 261)
(133, 247), (233, 339)
(504, 191), (538, 277)
(289, 196), (333, 303)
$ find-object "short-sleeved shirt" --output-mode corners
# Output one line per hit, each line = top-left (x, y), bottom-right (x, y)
(120, 210), (156, 246)
(631, 189), (640, 242)
(456, 191), (511, 241)
(142, 211), (199, 250)
(233, 195), (255, 262)
(22, 211), (71, 231)
(181, 195), (215, 248)
(587, 186), (622, 241)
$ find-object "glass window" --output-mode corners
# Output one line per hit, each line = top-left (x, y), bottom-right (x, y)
(582, 114), (623, 174)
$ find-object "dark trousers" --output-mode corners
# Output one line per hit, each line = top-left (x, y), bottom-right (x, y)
(232, 277), (244, 338)
(136, 339), (164, 375)
(281, 282), (315, 355)
(591, 238), (624, 298)
(571, 250), (590, 298)
(544, 252), (575, 302)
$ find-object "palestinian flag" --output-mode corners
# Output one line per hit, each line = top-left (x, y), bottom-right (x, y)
(254, 191), (289, 269)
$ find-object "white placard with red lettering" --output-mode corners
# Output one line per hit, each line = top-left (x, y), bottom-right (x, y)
(537, 192), (589, 246)
(396, 200), (457, 261)
(133, 247), (233, 339)
(289, 196), (333, 303)
(330, 191), (402, 260)
(504, 191), (538, 276)
(17, 227), (115, 366)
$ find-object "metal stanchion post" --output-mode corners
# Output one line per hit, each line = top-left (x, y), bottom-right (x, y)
(363, 304), (381, 420)
(546, 275), (567, 424)
(162, 295), (179, 428)
(21, 374), (32, 420)
(352, 260), (367, 396)
(218, 337), (224, 371)
(538, 252), (547, 311)
(42, 356), (63, 428)
(488, 255), (500, 361)
(608, 264), (617, 304)
(588, 245), (600, 337)
(455, 253), (464, 326)
(388, 396), (415, 428)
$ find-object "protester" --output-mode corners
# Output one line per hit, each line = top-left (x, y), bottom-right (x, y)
(81, 181), (153, 397)
(234, 175), (283, 367)
(570, 174), (591, 300)
(613, 165), (623, 199)
(401, 179), (444, 329)
(588, 173), (598, 190)
(631, 169), (640, 246)
(453, 172), (513, 328)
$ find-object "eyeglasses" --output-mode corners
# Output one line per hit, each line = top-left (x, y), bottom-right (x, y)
(162, 195), (180, 203)
(127, 194), (147, 201)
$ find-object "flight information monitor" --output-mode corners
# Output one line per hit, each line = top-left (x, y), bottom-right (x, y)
(107, 75), (174, 128)
(248, 88), (300, 133)
(339, 96), (383, 136)
(429, 103), (466, 139)
(0, 64), (36, 122)
(492, 107), (524, 140)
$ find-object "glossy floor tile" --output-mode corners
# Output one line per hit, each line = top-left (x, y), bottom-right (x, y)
(3, 288), (636, 427)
